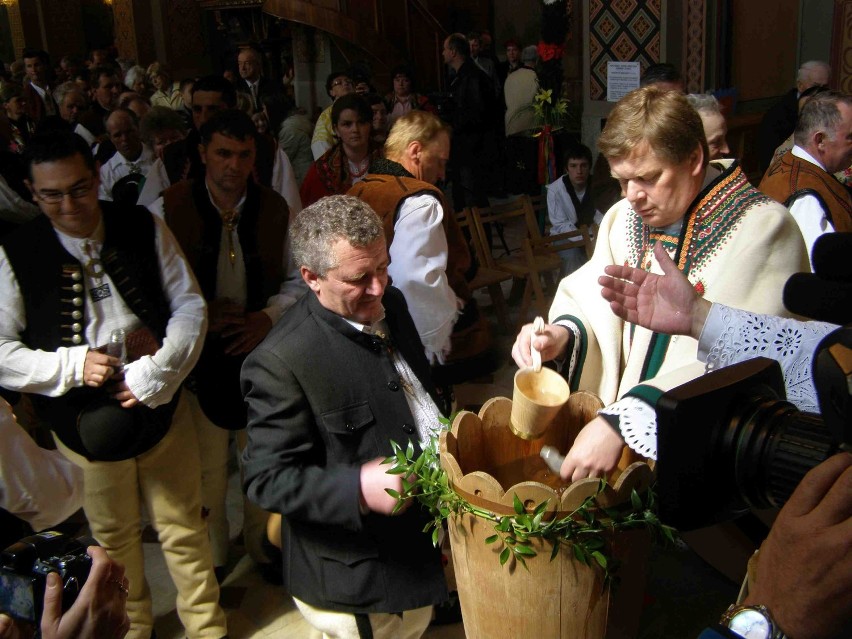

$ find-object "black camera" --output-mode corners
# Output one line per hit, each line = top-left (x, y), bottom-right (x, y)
(653, 233), (852, 531)
(657, 325), (852, 531)
(0, 531), (95, 624)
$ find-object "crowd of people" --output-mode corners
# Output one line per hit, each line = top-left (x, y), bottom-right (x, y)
(0, 31), (850, 639)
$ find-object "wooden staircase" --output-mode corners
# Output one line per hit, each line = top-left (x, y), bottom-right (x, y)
(262, 0), (449, 90)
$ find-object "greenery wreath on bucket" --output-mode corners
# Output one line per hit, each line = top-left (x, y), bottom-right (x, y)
(384, 412), (677, 586)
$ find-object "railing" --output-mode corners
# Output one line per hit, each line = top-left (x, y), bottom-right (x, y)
(262, 0), (448, 90)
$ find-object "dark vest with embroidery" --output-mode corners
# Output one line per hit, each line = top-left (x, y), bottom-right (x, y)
(162, 179), (289, 428)
(759, 150), (852, 233)
(1, 204), (174, 456)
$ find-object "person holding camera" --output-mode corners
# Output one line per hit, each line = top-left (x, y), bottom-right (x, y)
(558, 233), (851, 637)
(0, 545), (130, 639)
(2, 395), (128, 638)
(0, 398), (82, 550)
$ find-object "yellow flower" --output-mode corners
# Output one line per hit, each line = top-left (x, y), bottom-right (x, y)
(535, 89), (553, 104)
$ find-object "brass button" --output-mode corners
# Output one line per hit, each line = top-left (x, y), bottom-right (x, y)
(72, 283), (83, 293)
(72, 310), (82, 320)
(71, 334), (82, 344)
(72, 297), (83, 307)
(71, 323), (82, 332)
(71, 271), (82, 281)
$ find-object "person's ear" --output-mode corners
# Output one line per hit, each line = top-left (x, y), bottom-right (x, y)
(301, 266), (321, 292)
(689, 145), (704, 176)
(198, 144), (207, 166)
(407, 140), (423, 164)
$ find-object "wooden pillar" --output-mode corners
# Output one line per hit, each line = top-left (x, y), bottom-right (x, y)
(832, 0), (852, 93)
(111, 0), (158, 65)
(5, 1), (27, 59)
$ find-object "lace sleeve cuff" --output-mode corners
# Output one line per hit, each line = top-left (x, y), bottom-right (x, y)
(598, 396), (658, 461)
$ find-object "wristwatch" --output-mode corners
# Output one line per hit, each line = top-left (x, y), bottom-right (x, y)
(719, 604), (783, 639)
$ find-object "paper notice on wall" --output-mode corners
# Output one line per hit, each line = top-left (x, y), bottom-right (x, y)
(607, 61), (640, 102)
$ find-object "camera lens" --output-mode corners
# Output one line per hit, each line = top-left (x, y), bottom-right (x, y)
(731, 393), (836, 510)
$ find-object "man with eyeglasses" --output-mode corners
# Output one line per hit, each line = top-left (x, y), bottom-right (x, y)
(137, 74), (301, 218)
(0, 130), (228, 639)
(311, 70), (354, 160)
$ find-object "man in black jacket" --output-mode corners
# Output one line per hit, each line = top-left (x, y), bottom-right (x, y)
(442, 32), (496, 211)
(241, 195), (447, 638)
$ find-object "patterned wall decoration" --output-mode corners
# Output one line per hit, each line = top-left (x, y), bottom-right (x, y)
(588, 0), (663, 100)
(831, 0), (852, 94)
(684, 0), (705, 93)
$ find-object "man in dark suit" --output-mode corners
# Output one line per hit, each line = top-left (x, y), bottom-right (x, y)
(241, 195), (447, 638)
(236, 45), (279, 113)
(21, 49), (58, 125)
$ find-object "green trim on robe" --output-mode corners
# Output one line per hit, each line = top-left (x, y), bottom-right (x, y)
(553, 314), (588, 392)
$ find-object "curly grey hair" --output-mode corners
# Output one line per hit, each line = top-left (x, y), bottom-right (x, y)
(291, 195), (384, 277)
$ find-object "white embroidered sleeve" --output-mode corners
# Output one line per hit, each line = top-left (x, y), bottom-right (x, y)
(698, 303), (837, 413)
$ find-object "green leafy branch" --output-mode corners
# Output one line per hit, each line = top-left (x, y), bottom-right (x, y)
(383, 426), (677, 586)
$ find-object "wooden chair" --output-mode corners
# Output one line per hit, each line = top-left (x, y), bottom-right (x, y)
(470, 195), (562, 288)
(456, 208), (514, 332)
(515, 226), (593, 329)
(528, 192), (548, 235)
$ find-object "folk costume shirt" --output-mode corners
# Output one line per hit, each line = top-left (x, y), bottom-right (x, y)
(550, 159), (810, 412)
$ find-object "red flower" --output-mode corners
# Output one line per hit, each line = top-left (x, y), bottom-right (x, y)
(537, 41), (565, 62)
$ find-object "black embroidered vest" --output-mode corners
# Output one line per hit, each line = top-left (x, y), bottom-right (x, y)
(2, 204), (175, 456)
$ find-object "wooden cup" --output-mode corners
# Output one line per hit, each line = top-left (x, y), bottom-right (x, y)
(509, 367), (570, 440)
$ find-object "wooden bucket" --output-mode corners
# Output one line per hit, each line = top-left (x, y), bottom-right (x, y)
(440, 394), (653, 639)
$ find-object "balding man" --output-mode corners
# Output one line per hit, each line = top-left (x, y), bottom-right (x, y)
(348, 111), (496, 389)
(98, 108), (154, 204)
(758, 60), (830, 171)
(760, 91), (852, 262)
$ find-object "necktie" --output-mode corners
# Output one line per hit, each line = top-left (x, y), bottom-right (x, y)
(220, 209), (239, 265)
